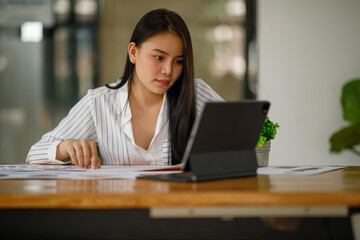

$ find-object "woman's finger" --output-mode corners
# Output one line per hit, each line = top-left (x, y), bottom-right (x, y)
(73, 142), (84, 168)
(81, 140), (91, 168)
(67, 145), (79, 166)
(89, 142), (101, 169)
(90, 157), (101, 170)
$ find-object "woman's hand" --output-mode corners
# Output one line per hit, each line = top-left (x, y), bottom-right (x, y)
(57, 139), (101, 169)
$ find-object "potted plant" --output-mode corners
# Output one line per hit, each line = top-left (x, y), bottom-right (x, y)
(330, 78), (360, 156)
(256, 116), (279, 167)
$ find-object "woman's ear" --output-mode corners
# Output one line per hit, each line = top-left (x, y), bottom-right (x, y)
(128, 42), (137, 64)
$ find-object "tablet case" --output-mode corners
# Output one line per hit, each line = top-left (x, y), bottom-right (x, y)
(138, 101), (270, 182)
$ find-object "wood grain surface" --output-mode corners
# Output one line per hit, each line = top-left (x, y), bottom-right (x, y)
(0, 167), (359, 209)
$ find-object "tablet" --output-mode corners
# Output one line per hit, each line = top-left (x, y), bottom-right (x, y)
(138, 101), (270, 182)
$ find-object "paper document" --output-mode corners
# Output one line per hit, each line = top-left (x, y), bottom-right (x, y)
(257, 166), (345, 175)
(0, 164), (182, 180)
(0, 165), (345, 179)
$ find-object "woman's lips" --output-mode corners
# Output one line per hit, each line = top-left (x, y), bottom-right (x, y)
(156, 79), (171, 86)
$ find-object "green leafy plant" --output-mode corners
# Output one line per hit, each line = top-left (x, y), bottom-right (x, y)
(330, 78), (360, 156)
(257, 116), (279, 148)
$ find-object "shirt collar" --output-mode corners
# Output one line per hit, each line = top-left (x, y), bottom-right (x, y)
(117, 81), (131, 125)
(154, 93), (168, 137)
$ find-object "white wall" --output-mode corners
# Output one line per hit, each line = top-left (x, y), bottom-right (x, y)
(257, 0), (360, 166)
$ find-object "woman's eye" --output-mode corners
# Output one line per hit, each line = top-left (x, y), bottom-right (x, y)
(175, 59), (184, 64)
(155, 56), (163, 60)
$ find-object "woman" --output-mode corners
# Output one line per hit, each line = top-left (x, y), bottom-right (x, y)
(26, 9), (223, 169)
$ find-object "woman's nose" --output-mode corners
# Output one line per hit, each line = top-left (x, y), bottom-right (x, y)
(161, 61), (173, 75)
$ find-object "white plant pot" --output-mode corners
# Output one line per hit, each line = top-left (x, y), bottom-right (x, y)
(256, 141), (271, 167)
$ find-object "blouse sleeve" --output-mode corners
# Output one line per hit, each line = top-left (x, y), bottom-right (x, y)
(194, 78), (225, 117)
(26, 90), (97, 164)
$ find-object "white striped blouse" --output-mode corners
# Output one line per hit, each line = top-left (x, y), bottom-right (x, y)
(26, 78), (224, 165)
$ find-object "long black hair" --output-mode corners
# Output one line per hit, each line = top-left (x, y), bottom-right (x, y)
(107, 9), (196, 165)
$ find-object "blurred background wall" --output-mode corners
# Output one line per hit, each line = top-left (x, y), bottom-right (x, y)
(0, 0), (251, 164)
(258, 0), (360, 166)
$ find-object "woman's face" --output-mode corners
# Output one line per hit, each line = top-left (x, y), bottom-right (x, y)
(129, 31), (184, 96)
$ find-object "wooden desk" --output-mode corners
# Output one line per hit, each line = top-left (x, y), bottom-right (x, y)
(0, 166), (359, 239)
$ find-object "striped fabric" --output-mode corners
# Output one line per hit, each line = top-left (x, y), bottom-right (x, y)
(26, 79), (224, 165)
